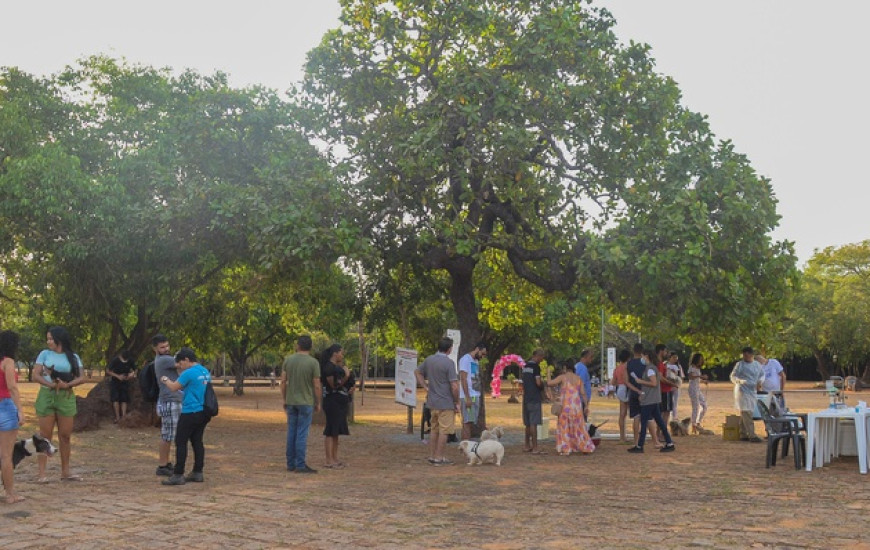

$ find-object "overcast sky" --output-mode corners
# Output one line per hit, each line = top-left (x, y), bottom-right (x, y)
(2, 1), (866, 265)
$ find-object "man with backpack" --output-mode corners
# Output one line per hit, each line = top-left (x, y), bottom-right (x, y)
(152, 334), (182, 476)
(160, 347), (212, 485)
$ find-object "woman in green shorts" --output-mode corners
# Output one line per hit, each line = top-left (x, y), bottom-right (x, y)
(33, 326), (85, 482)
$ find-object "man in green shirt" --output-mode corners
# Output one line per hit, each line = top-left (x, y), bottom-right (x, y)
(281, 335), (322, 474)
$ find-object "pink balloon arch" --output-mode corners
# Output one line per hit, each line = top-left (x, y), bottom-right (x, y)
(491, 354), (525, 398)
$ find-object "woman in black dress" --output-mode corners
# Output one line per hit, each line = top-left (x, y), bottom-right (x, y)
(320, 344), (353, 468)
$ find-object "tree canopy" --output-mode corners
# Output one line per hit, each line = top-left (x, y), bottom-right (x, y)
(300, 0), (797, 354)
(0, 58), (354, 364)
(784, 241), (870, 380)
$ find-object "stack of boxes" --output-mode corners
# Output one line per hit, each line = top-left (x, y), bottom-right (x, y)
(722, 415), (741, 440)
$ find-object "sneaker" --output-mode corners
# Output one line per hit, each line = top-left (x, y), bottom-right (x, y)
(161, 474), (186, 486)
(627, 446), (644, 454)
(437, 458), (455, 466)
(184, 472), (204, 482)
(660, 443), (676, 452)
(748, 436), (763, 443)
(295, 465), (318, 474)
(156, 464), (173, 476)
(287, 466), (296, 472)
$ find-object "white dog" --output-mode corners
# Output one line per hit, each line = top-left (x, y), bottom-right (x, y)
(480, 426), (504, 441)
(458, 439), (505, 466)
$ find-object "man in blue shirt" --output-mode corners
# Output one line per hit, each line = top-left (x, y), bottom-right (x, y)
(573, 349), (594, 419)
(160, 347), (211, 485)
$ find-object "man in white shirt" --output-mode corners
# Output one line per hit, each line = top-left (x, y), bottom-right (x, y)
(458, 341), (487, 440)
(756, 354), (786, 411)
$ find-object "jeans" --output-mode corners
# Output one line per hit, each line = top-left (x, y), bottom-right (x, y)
(638, 403), (673, 448)
(174, 411), (209, 475)
(285, 404), (314, 469)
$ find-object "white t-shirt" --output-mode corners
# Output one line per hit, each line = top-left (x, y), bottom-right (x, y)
(761, 358), (784, 392)
(458, 353), (481, 399)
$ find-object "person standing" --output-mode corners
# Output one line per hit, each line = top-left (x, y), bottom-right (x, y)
(665, 352), (686, 422)
(655, 344), (676, 429)
(33, 326), (85, 482)
(107, 349), (136, 423)
(458, 341), (487, 440)
(628, 350), (675, 453)
(282, 335), (322, 474)
(153, 334), (182, 477)
(0, 330), (25, 503)
(756, 354), (786, 412)
(521, 349), (549, 454)
(415, 337), (459, 466)
(687, 353), (709, 433)
(320, 344), (352, 469)
(626, 343), (647, 447)
(611, 349), (632, 443)
(160, 347), (211, 485)
(573, 349), (593, 420)
(546, 363), (595, 456)
(730, 347), (764, 442)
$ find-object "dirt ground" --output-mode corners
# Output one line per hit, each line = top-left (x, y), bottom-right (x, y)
(1, 380), (869, 549)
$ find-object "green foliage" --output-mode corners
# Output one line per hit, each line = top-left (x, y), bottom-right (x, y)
(0, 58), (357, 360)
(301, 0), (796, 354)
(784, 241), (870, 374)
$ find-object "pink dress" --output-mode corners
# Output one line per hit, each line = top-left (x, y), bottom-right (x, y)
(555, 379), (596, 454)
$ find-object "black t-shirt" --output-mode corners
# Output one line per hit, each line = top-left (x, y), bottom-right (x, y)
(627, 358), (645, 397)
(521, 361), (543, 404)
(108, 357), (134, 383)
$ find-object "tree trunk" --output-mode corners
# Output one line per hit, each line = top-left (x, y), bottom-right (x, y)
(813, 350), (831, 380)
(230, 346), (250, 396)
(447, 262), (486, 436)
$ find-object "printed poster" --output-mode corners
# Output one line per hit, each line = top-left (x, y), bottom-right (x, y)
(395, 347), (418, 407)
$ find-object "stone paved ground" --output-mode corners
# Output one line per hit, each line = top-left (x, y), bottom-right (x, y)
(1, 382), (869, 549)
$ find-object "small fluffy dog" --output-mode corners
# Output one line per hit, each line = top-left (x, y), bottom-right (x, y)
(480, 426), (504, 441)
(458, 439), (505, 466)
(669, 417), (691, 437)
(6, 434), (57, 468)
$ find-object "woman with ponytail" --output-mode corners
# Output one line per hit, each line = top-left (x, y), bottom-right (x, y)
(33, 326), (84, 482)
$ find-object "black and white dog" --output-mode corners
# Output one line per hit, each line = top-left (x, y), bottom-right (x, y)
(8, 434), (57, 468)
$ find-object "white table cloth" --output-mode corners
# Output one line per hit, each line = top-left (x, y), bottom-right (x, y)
(805, 408), (870, 473)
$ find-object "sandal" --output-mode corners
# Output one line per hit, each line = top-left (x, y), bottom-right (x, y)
(61, 475), (83, 482)
(5, 495), (26, 504)
(35, 477), (51, 484)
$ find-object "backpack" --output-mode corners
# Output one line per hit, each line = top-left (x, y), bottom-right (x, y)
(203, 382), (219, 418)
(138, 361), (159, 402)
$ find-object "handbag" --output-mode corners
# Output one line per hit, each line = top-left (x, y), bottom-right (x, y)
(550, 401), (563, 416)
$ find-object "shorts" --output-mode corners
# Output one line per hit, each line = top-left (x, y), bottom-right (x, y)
(157, 400), (181, 442)
(629, 394), (641, 418)
(616, 385), (629, 402)
(0, 398), (19, 431)
(522, 401), (543, 427)
(430, 408), (455, 436)
(35, 386), (77, 417)
(659, 391), (675, 413)
(110, 381), (131, 403)
(460, 397), (480, 424)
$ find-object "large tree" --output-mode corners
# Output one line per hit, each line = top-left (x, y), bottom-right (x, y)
(0, 58), (352, 361)
(784, 241), (870, 381)
(300, 0), (796, 356)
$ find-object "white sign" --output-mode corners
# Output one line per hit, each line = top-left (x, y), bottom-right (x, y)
(446, 329), (461, 372)
(395, 347), (418, 407)
(607, 347), (616, 380)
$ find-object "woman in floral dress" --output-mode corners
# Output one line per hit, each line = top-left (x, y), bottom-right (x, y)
(547, 364), (596, 456)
